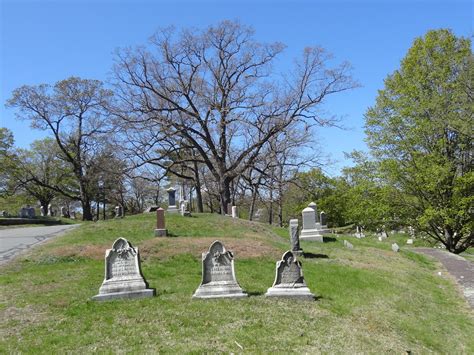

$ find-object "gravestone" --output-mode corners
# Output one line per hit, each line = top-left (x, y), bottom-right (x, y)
(180, 200), (191, 217)
(193, 240), (247, 299)
(144, 206), (158, 213)
(300, 207), (323, 242)
(115, 205), (123, 218)
(265, 251), (315, 299)
(0, 210), (7, 217)
(320, 211), (327, 227)
(231, 206), (238, 219)
(155, 208), (167, 237)
(406, 239), (413, 245)
(343, 240), (354, 249)
(308, 202), (318, 222)
(226, 203), (232, 216)
(254, 208), (264, 221)
(60, 206), (69, 218)
(47, 204), (54, 216)
(289, 219), (303, 256)
(92, 238), (155, 301)
(70, 211), (76, 219)
(392, 243), (400, 252)
(167, 187), (178, 213)
(40, 205), (46, 217)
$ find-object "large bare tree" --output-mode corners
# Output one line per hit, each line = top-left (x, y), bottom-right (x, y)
(113, 20), (357, 214)
(7, 77), (113, 220)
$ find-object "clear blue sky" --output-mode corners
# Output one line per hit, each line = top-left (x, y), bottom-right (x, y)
(1, 0), (472, 175)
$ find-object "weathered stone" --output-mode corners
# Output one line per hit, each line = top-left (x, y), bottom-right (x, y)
(265, 251), (315, 299)
(392, 243), (400, 252)
(343, 240), (354, 249)
(320, 211), (327, 227)
(300, 207), (323, 242)
(167, 187), (178, 213)
(406, 239), (414, 245)
(115, 205), (124, 218)
(144, 206), (158, 213)
(155, 208), (167, 237)
(60, 206), (69, 218)
(193, 240), (247, 299)
(289, 219), (303, 255)
(231, 206), (238, 219)
(92, 238), (155, 301)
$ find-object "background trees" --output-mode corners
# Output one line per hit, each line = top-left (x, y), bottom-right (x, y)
(113, 20), (357, 214)
(365, 29), (473, 253)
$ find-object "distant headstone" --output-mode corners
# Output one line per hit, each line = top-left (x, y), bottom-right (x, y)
(70, 211), (76, 219)
(408, 226), (415, 238)
(406, 239), (413, 245)
(300, 207), (323, 242)
(92, 238), (155, 301)
(60, 206), (69, 218)
(254, 208), (264, 221)
(144, 206), (159, 213)
(227, 203), (232, 216)
(192, 240), (247, 299)
(343, 240), (354, 249)
(392, 243), (400, 252)
(47, 204), (54, 216)
(320, 211), (327, 227)
(155, 208), (167, 237)
(231, 206), (238, 219)
(115, 205), (123, 218)
(265, 251), (315, 299)
(289, 219), (303, 256)
(167, 187), (178, 213)
(0, 210), (7, 217)
(378, 236), (383, 242)
(180, 201), (191, 217)
(40, 205), (47, 217)
(308, 202), (318, 222)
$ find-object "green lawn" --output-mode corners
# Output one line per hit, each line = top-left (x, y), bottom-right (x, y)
(1, 213), (472, 353)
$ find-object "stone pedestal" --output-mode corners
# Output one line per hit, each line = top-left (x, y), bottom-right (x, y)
(265, 251), (315, 300)
(154, 208), (167, 237)
(193, 241), (247, 299)
(92, 238), (155, 301)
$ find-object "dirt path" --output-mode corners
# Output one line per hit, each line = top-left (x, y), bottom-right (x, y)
(414, 248), (474, 309)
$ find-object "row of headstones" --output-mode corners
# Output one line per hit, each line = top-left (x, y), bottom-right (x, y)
(92, 238), (315, 301)
(354, 225), (415, 245)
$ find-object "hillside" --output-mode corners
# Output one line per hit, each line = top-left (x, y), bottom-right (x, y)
(1, 213), (473, 353)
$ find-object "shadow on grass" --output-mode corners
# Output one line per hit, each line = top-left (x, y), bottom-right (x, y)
(323, 236), (337, 243)
(303, 252), (328, 259)
(247, 291), (265, 297)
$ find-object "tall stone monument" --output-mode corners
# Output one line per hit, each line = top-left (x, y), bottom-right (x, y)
(289, 219), (303, 256)
(92, 238), (155, 301)
(231, 206), (238, 219)
(300, 207), (323, 242)
(265, 251), (315, 299)
(155, 208), (167, 237)
(193, 240), (248, 299)
(167, 187), (178, 213)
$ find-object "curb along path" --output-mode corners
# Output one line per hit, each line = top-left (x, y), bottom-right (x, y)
(414, 248), (474, 309)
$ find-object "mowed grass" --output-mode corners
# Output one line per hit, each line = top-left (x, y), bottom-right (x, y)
(0, 213), (473, 353)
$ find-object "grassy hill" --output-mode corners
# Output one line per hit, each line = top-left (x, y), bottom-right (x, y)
(1, 213), (473, 353)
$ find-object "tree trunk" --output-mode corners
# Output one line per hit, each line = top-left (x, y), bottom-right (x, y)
(38, 198), (52, 215)
(193, 161), (204, 213)
(82, 199), (93, 221)
(248, 186), (258, 221)
(219, 177), (231, 215)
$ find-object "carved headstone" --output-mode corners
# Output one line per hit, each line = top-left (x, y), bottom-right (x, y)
(265, 251), (315, 299)
(289, 219), (303, 256)
(193, 240), (247, 299)
(155, 208), (167, 237)
(92, 238), (155, 301)
(167, 187), (178, 213)
(300, 207), (323, 242)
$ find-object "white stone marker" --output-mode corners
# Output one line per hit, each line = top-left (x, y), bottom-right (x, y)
(392, 243), (400, 252)
(193, 240), (247, 299)
(92, 238), (155, 301)
(300, 207), (323, 242)
(406, 239), (413, 245)
(265, 251), (315, 300)
(231, 206), (238, 219)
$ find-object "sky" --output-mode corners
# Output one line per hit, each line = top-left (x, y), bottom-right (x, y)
(0, 0), (472, 176)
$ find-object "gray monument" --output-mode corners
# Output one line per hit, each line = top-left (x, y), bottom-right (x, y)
(92, 238), (155, 301)
(300, 207), (323, 242)
(308, 202), (318, 222)
(193, 240), (247, 299)
(289, 219), (303, 256)
(167, 187), (178, 213)
(155, 208), (167, 237)
(265, 251), (315, 300)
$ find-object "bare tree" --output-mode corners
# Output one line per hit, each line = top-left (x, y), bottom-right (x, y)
(7, 77), (113, 220)
(113, 20), (357, 214)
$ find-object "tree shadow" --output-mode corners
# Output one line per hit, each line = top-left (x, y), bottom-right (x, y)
(303, 252), (328, 259)
(323, 236), (337, 243)
(246, 291), (265, 297)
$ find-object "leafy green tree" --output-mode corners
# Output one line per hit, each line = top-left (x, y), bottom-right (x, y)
(0, 128), (17, 196)
(365, 29), (473, 253)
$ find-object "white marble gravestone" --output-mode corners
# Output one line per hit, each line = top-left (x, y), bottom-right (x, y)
(92, 238), (155, 301)
(193, 240), (247, 299)
(265, 251), (315, 299)
(300, 207), (323, 242)
(231, 206), (238, 219)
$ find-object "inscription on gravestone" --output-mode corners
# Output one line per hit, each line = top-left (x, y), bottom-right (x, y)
(265, 251), (315, 299)
(193, 240), (247, 299)
(92, 238), (155, 301)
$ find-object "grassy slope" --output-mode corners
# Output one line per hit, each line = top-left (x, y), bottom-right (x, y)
(0, 213), (473, 353)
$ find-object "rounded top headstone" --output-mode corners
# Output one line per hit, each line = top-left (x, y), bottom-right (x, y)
(308, 202), (317, 208)
(302, 207), (315, 213)
(167, 187), (176, 192)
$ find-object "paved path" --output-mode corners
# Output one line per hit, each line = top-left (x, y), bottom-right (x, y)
(0, 225), (79, 265)
(414, 248), (474, 309)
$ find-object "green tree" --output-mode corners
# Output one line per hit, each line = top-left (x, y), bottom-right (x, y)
(365, 29), (473, 253)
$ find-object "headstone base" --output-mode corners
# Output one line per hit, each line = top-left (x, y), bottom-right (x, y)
(265, 286), (315, 300)
(192, 283), (248, 299)
(300, 229), (324, 242)
(92, 289), (155, 301)
(155, 228), (167, 237)
(167, 206), (179, 213)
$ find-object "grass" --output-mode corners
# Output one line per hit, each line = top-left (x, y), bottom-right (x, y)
(0, 213), (473, 353)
